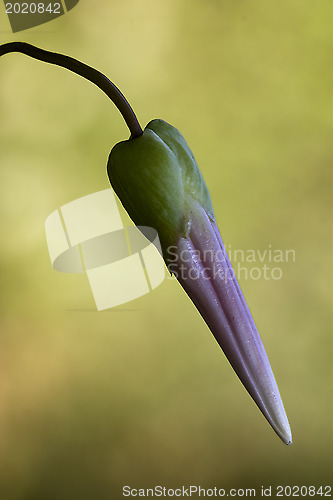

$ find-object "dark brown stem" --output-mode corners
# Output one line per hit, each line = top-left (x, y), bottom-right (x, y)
(0, 42), (143, 138)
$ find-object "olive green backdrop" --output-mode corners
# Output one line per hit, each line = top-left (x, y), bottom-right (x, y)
(0, 1), (332, 498)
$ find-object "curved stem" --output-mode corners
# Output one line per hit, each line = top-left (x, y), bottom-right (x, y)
(0, 42), (143, 138)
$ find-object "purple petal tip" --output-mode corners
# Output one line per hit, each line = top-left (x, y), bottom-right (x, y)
(168, 201), (292, 444)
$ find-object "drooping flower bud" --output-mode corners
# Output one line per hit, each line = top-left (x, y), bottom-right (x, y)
(108, 119), (292, 445)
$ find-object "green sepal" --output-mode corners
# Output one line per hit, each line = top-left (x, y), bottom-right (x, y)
(107, 119), (214, 258)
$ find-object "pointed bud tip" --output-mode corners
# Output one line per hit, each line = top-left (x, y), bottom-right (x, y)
(278, 426), (292, 445)
(281, 435), (292, 446)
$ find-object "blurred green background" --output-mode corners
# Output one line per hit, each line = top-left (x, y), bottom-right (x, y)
(0, 1), (332, 498)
